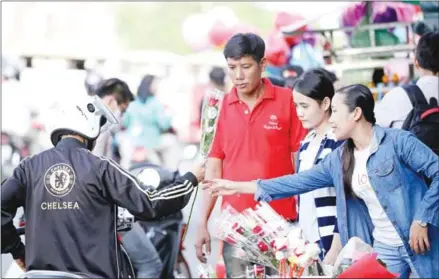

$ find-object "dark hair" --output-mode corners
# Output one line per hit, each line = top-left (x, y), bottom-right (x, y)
(223, 33), (265, 63)
(284, 76), (299, 90)
(96, 78), (133, 104)
(336, 84), (376, 197)
(294, 69), (335, 106)
(313, 68), (338, 83)
(267, 76), (285, 87)
(209, 67), (226, 86)
(415, 31), (439, 74)
(137, 75), (156, 103)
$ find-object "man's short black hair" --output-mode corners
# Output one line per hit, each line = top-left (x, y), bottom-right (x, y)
(415, 31), (439, 74)
(96, 78), (134, 104)
(223, 33), (265, 63)
(209, 67), (226, 86)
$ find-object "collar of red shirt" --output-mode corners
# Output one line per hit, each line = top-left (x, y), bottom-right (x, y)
(227, 78), (275, 105)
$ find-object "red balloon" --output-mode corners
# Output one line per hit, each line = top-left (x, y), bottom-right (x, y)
(265, 30), (291, 67)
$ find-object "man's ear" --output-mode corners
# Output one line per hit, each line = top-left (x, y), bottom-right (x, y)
(414, 58), (420, 70)
(260, 57), (267, 72)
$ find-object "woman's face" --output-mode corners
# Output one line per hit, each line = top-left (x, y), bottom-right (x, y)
(149, 78), (159, 95)
(293, 91), (329, 130)
(329, 93), (357, 140)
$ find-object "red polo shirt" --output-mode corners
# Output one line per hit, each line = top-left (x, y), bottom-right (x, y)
(209, 78), (307, 220)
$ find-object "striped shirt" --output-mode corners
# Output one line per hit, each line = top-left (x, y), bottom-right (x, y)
(296, 128), (344, 258)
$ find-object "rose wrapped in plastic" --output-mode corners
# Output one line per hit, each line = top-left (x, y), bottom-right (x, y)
(200, 88), (225, 157)
(213, 202), (325, 277)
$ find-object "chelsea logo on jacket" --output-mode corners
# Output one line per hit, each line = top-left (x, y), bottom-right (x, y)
(44, 163), (76, 197)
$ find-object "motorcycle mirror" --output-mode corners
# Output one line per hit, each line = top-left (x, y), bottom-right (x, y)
(183, 144), (198, 160)
(137, 168), (161, 188)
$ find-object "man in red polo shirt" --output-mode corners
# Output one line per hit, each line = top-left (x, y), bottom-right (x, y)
(195, 33), (307, 277)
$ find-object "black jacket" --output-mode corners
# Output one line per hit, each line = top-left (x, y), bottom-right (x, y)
(1, 138), (198, 278)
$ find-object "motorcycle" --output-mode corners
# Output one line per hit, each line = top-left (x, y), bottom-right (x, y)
(129, 162), (192, 279)
(1, 132), (28, 181)
(10, 214), (135, 279)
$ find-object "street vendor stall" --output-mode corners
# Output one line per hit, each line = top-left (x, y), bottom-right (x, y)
(274, 1), (427, 100)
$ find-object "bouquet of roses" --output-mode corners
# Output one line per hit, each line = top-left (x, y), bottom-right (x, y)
(199, 88), (225, 158)
(214, 202), (323, 278)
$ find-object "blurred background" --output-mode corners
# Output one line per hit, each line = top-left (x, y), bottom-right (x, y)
(2, 1), (438, 277)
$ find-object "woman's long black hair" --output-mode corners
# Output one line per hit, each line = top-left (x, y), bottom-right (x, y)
(137, 74), (156, 103)
(294, 69), (335, 104)
(336, 84), (376, 197)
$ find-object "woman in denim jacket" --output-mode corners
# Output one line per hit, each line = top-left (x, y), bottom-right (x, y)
(204, 84), (439, 278)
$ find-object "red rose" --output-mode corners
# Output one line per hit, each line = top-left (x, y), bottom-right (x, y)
(225, 235), (237, 245)
(254, 265), (265, 275)
(232, 222), (245, 234)
(209, 97), (219, 106)
(257, 241), (269, 252)
(252, 225), (265, 237)
(270, 240), (276, 248)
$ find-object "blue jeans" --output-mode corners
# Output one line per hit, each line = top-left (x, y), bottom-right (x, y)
(121, 223), (163, 278)
(373, 241), (419, 279)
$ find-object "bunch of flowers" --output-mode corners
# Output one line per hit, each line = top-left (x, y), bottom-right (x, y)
(214, 202), (322, 278)
(199, 88), (225, 157)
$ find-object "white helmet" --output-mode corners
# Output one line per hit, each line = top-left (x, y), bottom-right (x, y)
(48, 95), (119, 149)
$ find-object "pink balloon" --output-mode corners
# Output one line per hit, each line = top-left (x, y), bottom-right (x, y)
(182, 14), (212, 51)
(208, 20), (236, 48)
(265, 30), (291, 67)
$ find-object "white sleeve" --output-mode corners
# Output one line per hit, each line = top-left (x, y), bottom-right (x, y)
(374, 87), (413, 128)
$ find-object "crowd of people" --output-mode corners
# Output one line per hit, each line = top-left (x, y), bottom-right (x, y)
(1, 30), (438, 279)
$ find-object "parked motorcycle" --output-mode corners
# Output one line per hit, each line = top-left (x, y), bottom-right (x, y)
(1, 131), (28, 181)
(130, 162), (192, 279)
(11, 214), (135, 279)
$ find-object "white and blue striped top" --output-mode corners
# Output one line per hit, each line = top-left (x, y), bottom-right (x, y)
(296, 128), (344, 258)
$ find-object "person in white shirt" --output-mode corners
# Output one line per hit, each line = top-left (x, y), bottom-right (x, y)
(375, 31), (439, 128)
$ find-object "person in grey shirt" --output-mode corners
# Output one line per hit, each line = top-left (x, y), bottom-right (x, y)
(375, 31), (439, 128)
(93, 78), (165, 278)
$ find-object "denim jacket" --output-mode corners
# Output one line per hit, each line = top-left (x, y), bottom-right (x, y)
(256, 125), (439, 278)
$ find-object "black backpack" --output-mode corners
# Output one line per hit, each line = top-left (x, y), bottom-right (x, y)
(402, 84), (439, 155)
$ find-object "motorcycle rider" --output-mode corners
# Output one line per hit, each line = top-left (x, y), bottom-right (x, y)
(1, 94), (204, 278)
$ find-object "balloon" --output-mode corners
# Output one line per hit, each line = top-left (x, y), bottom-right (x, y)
(265, 30), (291, 67)
(182, 13), (212, 52)
(208, 20), (235, 48)
(274, 11), (308, 48)
(206, 6), (239, 28)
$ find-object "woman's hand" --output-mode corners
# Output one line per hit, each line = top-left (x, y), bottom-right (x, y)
(409, 221), (430, 254)
(323, 233), (342, 266)
(202, 179), (238, 196)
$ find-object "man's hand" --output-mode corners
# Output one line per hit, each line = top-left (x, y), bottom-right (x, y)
(15, 258), (25, 271)
(409, 221), (430, 254)
(191, 162), (206, 183)
(203, 179), (238, 196)
(195, 225), (211, 263)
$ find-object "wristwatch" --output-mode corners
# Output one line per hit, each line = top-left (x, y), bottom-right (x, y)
(415, 220), (427, 227)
